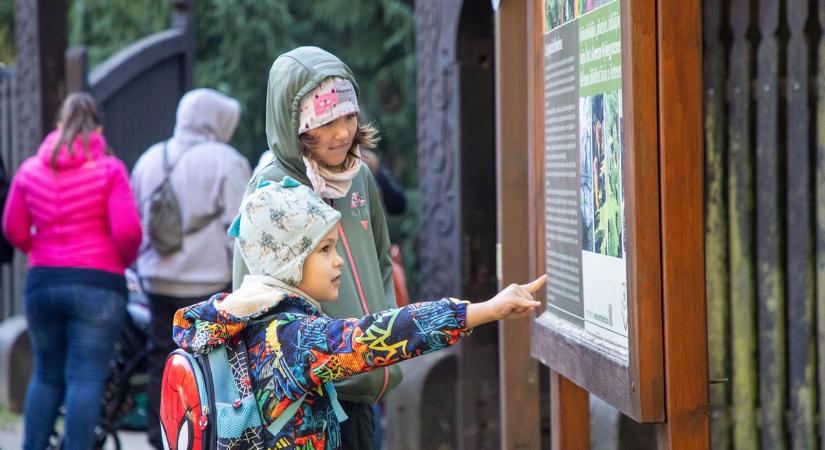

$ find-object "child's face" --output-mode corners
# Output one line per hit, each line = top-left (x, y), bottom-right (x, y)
(298, 227), (344, 302)
(306, 113), (358, 167)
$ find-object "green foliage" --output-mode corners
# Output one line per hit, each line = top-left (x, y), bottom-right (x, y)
(193, 0), (417, 186)
(0, 0), (14, 64)
(194, 0), (421, 297)
(594, 92), (622, 258)
(68, 0), (170, 67)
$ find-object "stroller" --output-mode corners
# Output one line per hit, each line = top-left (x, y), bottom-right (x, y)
(47, 270), (151, 450)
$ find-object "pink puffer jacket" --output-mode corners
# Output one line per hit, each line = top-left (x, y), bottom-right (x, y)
(2, 130), (142, 274)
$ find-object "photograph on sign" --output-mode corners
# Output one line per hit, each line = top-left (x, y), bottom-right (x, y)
(543, 0), (628, 350)
(544, 0), (615, 32)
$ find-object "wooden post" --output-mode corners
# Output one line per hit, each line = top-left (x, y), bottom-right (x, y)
(786, 1), (816, 448)
(816, 0), (825, 445)
(171, 0), (194, 90)
(755, 1), (785, 449)
(495, 0), (540, 448)
(725, 0), (758, 445)
(14, 0), (67, 152)
(702, 0), (731, 447)
(550, 372), (590, 450)
(526, 0), (591, 448)
(65, 46), (88, 94)
(655, 0), (709, 447)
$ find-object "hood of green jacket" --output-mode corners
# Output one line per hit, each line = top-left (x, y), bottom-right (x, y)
(265, 46), (360, 185)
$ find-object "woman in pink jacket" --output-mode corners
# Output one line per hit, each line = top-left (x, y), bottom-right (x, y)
(2, 92), (142, 450)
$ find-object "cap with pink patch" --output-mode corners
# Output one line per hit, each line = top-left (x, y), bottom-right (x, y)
(298, 76), (360, 134)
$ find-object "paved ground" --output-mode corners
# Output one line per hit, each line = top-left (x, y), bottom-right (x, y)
(0, 414), (154, 450)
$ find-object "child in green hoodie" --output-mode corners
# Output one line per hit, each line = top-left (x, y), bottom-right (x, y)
(172, 177), (544, 450)
(233, 46), (408, 448)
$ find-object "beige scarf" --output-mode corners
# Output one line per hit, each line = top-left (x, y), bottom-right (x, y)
(216, 275), (323, 318)
(303, 147), (362, 199)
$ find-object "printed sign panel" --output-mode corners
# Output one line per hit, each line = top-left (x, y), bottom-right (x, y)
(543, 0), (628, 351)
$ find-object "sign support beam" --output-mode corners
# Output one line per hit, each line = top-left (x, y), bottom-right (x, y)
(655, 0), (709, 447)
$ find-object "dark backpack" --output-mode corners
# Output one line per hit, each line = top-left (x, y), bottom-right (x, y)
(144, 142), (222, 256)
(0, 156), (14, 263)
(145, 142), (184, 256)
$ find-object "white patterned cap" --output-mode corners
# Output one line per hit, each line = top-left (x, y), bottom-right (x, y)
(231, 176), (341, 286)
(298, 76), (360, 134)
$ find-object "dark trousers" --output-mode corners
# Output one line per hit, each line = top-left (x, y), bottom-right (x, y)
(340, 400), (376, 450)
(146, 289), (224, 450)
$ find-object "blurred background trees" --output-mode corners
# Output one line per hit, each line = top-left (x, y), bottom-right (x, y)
(0, 2), (14, 64)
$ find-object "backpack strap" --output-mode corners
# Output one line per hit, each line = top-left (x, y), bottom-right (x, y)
(206, 346), (263, 439)
(323, 381), (349, 423)
(264, 379), (348, 437)
(159, 140), (224, 235)
(172, 350), (211, 421)
(206, 347), (238, 404)
(162, 141), (172, 177)
(162, 140), (187, 177)
(266, 393), (307, 436)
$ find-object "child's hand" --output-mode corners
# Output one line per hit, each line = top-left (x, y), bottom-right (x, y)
(465, 275), (547, 328)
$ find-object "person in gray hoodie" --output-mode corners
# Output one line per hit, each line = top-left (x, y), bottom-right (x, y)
(131, 88), (251, 450)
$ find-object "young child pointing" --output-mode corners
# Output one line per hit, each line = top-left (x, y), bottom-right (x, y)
(170, 177), (545, 450)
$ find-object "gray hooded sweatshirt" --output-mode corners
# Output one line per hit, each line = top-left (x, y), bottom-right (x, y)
(132, 88), (251, 297)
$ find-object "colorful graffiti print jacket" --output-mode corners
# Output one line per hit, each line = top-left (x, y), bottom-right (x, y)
(173, 292), (470, 449)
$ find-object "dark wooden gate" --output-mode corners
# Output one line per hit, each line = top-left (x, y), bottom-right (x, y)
(704, 0), (825, 448)
(66, 2), (193, 170)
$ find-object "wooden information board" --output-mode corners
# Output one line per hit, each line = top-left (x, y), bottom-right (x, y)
(529, 0), (664, 423)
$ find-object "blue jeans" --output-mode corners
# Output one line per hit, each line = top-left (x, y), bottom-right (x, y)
(22, 282), (126, 450)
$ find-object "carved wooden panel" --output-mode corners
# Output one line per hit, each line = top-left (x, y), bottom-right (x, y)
(414, 3), (499, 450)
(416, 0), (464, 300)
(13, 0), (43, 157)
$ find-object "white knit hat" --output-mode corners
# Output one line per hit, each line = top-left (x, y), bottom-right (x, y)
(298, 76), (360, 134)
(229, 176), (341, 286)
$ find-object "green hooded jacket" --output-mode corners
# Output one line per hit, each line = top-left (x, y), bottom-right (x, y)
(232, 47), (401, 404)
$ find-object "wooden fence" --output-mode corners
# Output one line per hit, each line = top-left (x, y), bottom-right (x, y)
(704, 0), (825, 448)
(0, 67), (25, 322)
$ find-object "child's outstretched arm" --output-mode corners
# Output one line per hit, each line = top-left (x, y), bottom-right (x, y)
(465, 274), (546, 328)
(270, 275), (546, 391)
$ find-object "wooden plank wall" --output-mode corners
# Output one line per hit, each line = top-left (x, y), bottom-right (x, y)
(0, 68), (25, 321)
(704, 0), (825, 448)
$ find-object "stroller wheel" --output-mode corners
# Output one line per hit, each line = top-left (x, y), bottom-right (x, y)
(94, 422), (122, 450)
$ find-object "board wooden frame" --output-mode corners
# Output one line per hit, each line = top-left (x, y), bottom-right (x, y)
(528, 0), (665, 422)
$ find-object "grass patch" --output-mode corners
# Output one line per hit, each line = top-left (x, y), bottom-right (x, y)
(0, 403), (21, 429)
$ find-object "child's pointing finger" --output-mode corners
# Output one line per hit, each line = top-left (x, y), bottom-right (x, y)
(521, 274), (548, 295)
